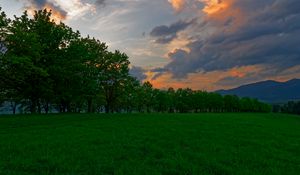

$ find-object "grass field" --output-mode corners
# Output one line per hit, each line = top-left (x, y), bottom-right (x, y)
(0, 113), (299, 175)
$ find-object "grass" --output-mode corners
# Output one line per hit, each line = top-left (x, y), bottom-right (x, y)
(0, 113), (299, 175)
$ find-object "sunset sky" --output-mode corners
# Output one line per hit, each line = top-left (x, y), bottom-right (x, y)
(1, 0), (300, 91)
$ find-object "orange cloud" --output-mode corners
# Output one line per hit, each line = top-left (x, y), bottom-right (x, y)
(199, 0), (244, 31)
(44, 4), (67, 22)
(229, 67), (253, 78)
(146, 71), (224, 91)
(168, 0), (234, 15)
(168, 0), (186, 12)
(200, 0), (243, 22)
(27, 3), (67, 23)
(200, 0), (229, 15)
(167, 0), (243, 28)
(146, 65), (267, 91)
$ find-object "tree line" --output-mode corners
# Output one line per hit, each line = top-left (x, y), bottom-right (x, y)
(273, 101), (300, 115)
(0, 8), (271, 114)
(120, 83), (272, 113)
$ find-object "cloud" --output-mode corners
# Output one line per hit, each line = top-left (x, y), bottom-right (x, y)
(152, 0), (300, 83)
(150, 18), (196, 44)
(200, 0), (227, 14)
(168, 0), (186, 12)
(167, 0), (235, 16)
(20, 0), (95, 21)
(95, 0), (106, 7)
(215, 65), (300, 88)
(24, 0), (67, 21)
(129, 66), (147, 82)
(150, 67), (168, 80)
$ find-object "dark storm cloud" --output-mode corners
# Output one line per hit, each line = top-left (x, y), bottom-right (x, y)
(129, 66), (147, 82)
(150, 18), (196, 44)
(155, 0), (300, 79)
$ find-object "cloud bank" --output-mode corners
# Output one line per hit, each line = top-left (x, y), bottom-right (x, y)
(151, 0), (300, 84)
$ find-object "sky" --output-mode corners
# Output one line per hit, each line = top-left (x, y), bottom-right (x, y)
(1, 0), (300, 91)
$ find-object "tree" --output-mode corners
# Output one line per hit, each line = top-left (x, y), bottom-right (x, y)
(139, 81), (154, 113)
(175, 88), (193, 113)
(61, 37), (107, 113)
(153, 89), (169, 113)
(98, 50), (131, 113)
(0, 7), (9, 106)
(224, 95), (240, 112)
(166, 88), (176, 113)
(32, 10), (80, 113)
(2, 11), (44, 113)
(281, 101), (300, 115)
(0, 7), (9, 53)
(206, 93), (223, 112)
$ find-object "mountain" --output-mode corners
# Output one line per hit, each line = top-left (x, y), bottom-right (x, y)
(216, 79), (300, 103)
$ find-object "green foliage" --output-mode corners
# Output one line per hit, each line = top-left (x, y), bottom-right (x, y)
(0, 7), (10, 43)
(99, 50), (131, 113)
(0, 113), (299, 174)
(279, 101), (300, 115)
(119, 83), (271, 113)
(0, 8), (133, 114)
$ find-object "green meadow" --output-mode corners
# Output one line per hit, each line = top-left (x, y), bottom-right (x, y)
(0, 113), (299, 175)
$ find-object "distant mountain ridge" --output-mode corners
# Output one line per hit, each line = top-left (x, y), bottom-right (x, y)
(216, 79), (300, 103)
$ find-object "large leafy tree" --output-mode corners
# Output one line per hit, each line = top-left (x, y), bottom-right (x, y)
(1, 11), (45, 113)
(1, 9), (80, 113)
(64, 37), (107, 113)
(98, 50), (131, 113)
(31, 10), (80, 113)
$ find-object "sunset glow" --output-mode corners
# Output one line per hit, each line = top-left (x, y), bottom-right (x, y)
(44, 4), (66, 22)
(200, 0), (229, 15)
(27, 3), (66, 23)
(168, 0), (185, 12)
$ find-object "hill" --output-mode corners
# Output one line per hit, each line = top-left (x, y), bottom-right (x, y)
(217, 79), (300, 103)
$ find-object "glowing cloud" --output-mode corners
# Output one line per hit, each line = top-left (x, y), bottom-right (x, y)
(167, 0), (231, 15)
(25, 0), (67, 22)
(200, 0), (229, 15)
(168, 0), (186, 12)
(24, 0), (94, 22)
(44, 3), (67, 21)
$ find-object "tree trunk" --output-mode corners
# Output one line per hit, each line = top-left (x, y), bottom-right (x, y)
(37, 99), (41, 114)
(31, 98), (37, 114)
(11, 101), (17, 115)
(44, 101), (49, 114)
(105, 104), (110, 113)
(87, 98), (93, 113)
